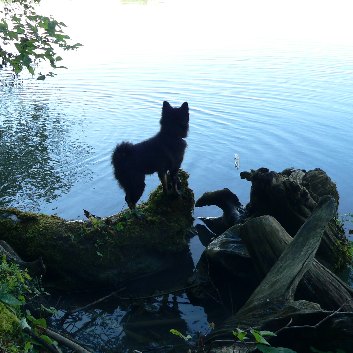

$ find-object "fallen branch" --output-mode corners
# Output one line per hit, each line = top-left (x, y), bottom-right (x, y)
(40, 327), (92, 353)
(23, 327), (60, 353)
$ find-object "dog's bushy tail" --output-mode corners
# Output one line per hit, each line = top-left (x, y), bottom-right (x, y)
(111, 142), (134, 188)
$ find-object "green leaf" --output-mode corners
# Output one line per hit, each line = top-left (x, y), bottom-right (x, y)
(251, 329), (270, 345)
(39, 334), (53, 345)
(27, 65), (35, 75)
(26, 314), (47, 328)
(35, 317), (47, 328)
(257, 345), (297, 353)
(18, 295), (26, 303)
(170, 328), (184, 338)
(169, 329), (191, 341)
(47, 20), (57, 36)
(0, 292), (23, 306)
(7, 30), (18, 40)
(14, 42), (22, 52)
(11, 15), (22, 24)
(16, 26), (25, 34)
(41, 304), (57, 315)
(24, 341), (33, 353)
(232, 328), (247, 341)
(0, 21), (9, 32)
(37, 74), (46, 80)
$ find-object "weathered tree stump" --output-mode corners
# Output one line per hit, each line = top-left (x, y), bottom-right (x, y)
(240, 167), (350, 269)
(0, 171), (194, 287)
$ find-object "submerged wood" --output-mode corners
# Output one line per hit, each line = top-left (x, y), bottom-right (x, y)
(0, 171), (194, 287)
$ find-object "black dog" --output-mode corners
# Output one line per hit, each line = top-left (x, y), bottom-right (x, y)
(112, 101), (189, 209)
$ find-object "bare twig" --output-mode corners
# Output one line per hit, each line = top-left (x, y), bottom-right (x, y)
(275, 317), (293, 334)
(276, 302), (353, 334)
(69, 287), (126, 314)
(313, 301), (352, 328)
(115, 283), (200, 301)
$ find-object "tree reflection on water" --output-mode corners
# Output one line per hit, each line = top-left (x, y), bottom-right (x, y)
(0, 76), (92, 211)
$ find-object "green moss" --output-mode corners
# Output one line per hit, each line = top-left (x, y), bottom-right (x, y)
(329, 217), (353, 271)
(0, 302), (18, 334)
(334, 239), (353, 271)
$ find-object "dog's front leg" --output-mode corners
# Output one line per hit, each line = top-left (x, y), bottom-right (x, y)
(170, 169), (181, 195)
(158, 171), (168, 193)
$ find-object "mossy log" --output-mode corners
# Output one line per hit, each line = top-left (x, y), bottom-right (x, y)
(208, 196), (353, 352)
(0, 171), (194, 287)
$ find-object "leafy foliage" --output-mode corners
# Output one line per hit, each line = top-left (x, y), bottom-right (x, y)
(0, 0), (82, 78)
(171, 326), (302, 352)
(0, 256), (55, 353)
(0, 255), (31, 310)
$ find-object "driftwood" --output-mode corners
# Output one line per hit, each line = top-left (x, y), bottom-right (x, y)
(208, 196), (353, 352)
(196, 168), (351, 270)
(195, 188), (246, 235)
(239, 217), (353, 311)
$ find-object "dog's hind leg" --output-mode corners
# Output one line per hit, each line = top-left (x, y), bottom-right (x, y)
(158, 171), (168, 193)
(124, 174), (146, 210)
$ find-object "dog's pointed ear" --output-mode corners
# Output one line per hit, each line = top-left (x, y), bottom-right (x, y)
(163, 101), (172, 110)
(181, 102), (188, 111)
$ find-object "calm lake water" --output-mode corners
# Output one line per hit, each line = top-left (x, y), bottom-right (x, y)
(1, 0), (353, 351)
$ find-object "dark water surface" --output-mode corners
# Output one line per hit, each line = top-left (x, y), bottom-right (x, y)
(1, 0), (353, 351)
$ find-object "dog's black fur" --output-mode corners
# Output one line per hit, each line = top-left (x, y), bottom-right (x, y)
(112, 101), (189, 209)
